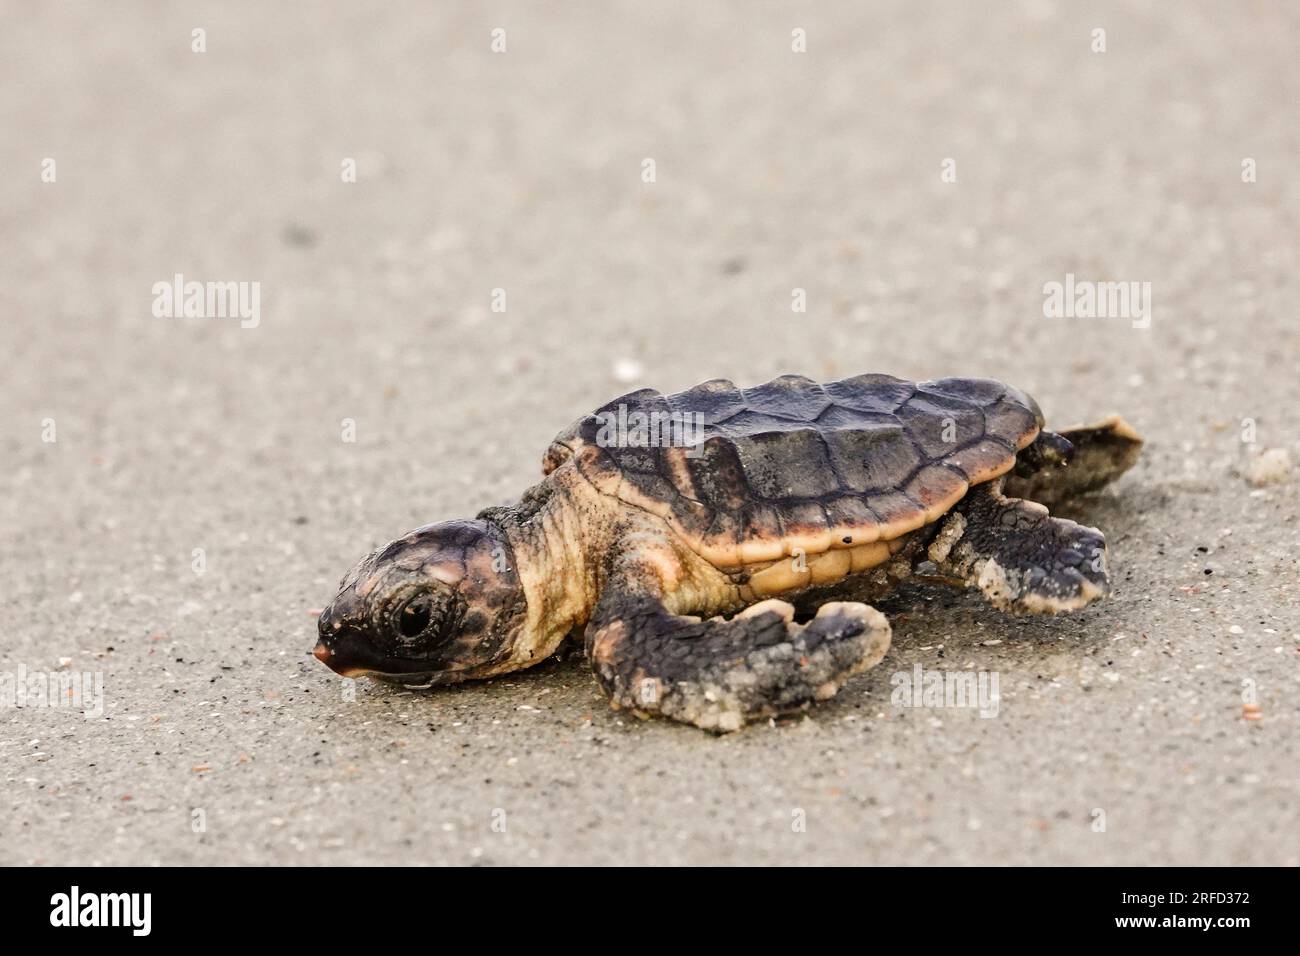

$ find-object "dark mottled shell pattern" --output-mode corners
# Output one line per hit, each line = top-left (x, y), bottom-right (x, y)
(544, 374), (1042, 568)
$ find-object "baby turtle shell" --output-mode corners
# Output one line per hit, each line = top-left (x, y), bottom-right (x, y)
(543, 373), (1043, 569)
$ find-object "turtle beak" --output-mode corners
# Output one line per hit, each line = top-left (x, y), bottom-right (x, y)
(312, 638), (363, 677)
(313, 613), (469, 682)
(313, 624), (425, 679)
(312, 621), (369, 677)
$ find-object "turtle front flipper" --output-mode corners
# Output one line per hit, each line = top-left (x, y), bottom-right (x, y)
(585, 553), (891, 732)
(1003, 415), (1143, 508)
(930, 482), (1109, 614)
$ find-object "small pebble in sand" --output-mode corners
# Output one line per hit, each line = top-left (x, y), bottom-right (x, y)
(1245, 448), (1292, 487)
(612, 359), (644, 383)
(1228, 625), (1244, 635)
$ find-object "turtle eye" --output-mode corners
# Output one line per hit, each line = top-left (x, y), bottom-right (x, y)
(397, 594), (432, 639)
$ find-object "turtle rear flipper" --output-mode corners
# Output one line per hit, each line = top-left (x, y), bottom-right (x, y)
(586, 553), (891, 732)
(1004, 415), (1143, 508)
(932, 482), (1109, 614)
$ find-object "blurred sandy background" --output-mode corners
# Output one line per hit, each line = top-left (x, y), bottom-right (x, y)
(2, 1), (1298, 864)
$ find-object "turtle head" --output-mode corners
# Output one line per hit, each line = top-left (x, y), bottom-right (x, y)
(313, 519), (528, 684)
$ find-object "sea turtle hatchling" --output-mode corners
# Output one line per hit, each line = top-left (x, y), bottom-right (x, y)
(313, 374), (1142, 732)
